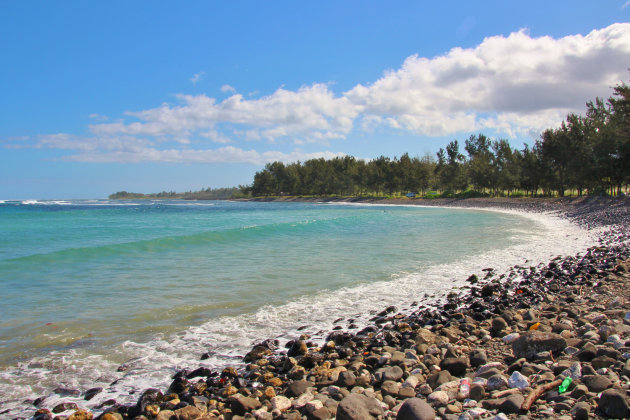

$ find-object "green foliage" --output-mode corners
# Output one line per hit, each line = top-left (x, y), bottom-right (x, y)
(455, 190), (490, 198)
(109, 187), (240, 200)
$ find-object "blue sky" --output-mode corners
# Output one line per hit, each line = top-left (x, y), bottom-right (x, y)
(1, 1), (629, 199)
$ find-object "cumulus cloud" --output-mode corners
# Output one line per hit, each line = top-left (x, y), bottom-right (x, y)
(10, 23), (630, 164)
(346, 23), (630, 136)
(90, 83), (358, 144)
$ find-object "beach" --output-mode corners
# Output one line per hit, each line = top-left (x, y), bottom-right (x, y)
(17, 197), (630, 420)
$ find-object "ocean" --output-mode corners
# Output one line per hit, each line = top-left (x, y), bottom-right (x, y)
(0, 199), (595, 417)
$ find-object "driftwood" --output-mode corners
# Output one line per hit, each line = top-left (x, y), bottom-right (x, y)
(521, 379), (562, 412)
(490, 388), (522, 399)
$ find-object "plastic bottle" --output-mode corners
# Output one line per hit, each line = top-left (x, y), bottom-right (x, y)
(558, 377), (572, 393)
(459, 378), (470, 398)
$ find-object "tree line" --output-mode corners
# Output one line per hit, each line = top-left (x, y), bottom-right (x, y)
(244, 80), (630, 198)
(109, 187), (241, 200)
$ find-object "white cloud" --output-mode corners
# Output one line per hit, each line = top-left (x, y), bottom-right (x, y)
(346, 23), (630, 137)
(190, 72), (206, 85)
(201, 129), (233, 144)
(221, 84), (236, 93)
(90, 84), (358, 144)
(14, 23), (630, 164)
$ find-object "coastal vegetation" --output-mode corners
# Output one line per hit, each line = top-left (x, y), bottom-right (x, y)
(108, 187), (241, 200)
(245, 81), (630, 199)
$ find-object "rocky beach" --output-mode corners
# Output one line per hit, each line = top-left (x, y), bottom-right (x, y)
(26, 197), (630, 420)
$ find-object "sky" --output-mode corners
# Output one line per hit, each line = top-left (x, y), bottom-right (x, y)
(1, 1), (630, 199)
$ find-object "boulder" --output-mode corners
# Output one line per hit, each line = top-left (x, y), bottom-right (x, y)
(287, 340), (308, 357)
(337, 371), (356, 388)
(570, 401), (591, 420)
(498, 394), (524, 414)
(468, 349), (488, 367)
(598, 389), (630, 418)
(286, 380), (314, 397)
(507, 371), (529, 389)
(375, 365), (404, 382)
(174, 405), (203, 420)
(271, 396), (292, 412)
(243, 345), (273, 362)
(336, 394), (384, 420)
(511, 332), (567, 359)
(230, 395), (262, 415)
(396, 398), (436, 420)
(440, 357), (469, 376)
(582, 374), (612, 393)
(427, 391), (449, 406)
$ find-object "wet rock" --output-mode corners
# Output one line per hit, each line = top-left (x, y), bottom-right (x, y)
(396, 398), (436, 420)
(33, 409), (53, 420)
(336, 393), (384, 420)
(67, 410), (93, 420)
(598, 389), (630, 418)
(287, 340), (308, 357)
(84, 387), (103, 401)
(52, 402), (78, 414)
(168, 377), (190, 394)
(145, 404), (160, 417)
(244, 345), (273, 363)
(174, 405), (202, 420)
(101, 413), (124, 420)
(481, 284), (496, 297)
(512, 332), (567, 359)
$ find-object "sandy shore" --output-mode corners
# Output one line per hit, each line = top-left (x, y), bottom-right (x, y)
(29, 197), (630, 420)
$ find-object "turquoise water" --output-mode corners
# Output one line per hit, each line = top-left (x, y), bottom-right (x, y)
(0, 199), (578, 416)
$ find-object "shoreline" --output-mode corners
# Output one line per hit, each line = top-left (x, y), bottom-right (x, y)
(25, 197), (630, 420)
